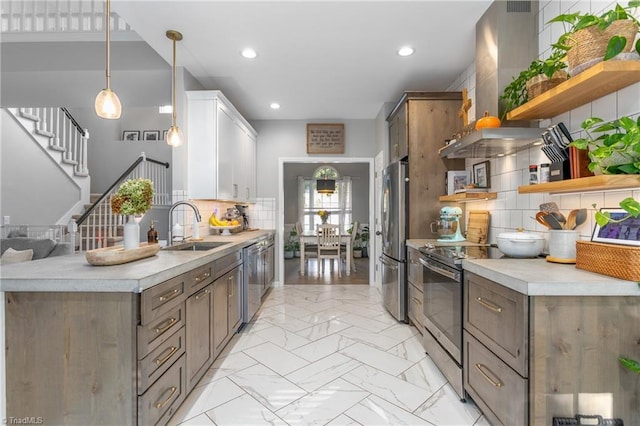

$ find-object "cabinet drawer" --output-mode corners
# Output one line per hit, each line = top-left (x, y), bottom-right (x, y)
(407, 248), (423, 285)
(141, 273), (187, 324)
(464, 272), (528, 376)
(138, 353), (186, 426)
(213, 251), (242, 280)
(188, 262), (213, 294)
(138, 326), (186, 394)
(464, 332), (527, 426)
(138, 302), (185, 357)
(408, 282), (423, 330)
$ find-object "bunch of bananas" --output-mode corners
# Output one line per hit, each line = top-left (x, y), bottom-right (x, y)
(209, 213), (240, 227)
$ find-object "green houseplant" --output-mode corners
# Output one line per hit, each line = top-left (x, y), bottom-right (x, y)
(500, 49), (568, 118)
(569, 115), (640, 174)
(549, 1), (640, 72)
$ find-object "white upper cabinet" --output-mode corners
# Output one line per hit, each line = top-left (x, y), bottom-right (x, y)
(186, 91), (257, 202)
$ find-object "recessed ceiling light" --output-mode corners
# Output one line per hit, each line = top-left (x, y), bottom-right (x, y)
(270, 103), (280, 110)
(241, 48), (258, 59)
(397, 46), (415, 57)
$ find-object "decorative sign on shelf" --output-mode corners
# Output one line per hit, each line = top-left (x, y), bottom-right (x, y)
(307, 123), (345, 154)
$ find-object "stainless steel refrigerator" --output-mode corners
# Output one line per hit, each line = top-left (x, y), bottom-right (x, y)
(380, 160), (408, 322)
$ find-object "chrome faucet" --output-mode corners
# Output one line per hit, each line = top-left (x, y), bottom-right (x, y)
(168, 201), (202, 245)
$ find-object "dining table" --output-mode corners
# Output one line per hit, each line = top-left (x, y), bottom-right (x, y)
(299, 230), (352, 276)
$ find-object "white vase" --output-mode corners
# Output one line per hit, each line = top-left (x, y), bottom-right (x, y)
(123, 215), (142, 250)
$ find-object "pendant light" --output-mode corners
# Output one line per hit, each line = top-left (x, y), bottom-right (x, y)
(165, 30), (184, 147)
(94, 0), (121, 119)
(316, 178), (336, 194)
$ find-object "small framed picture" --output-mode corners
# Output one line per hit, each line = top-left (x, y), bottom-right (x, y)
(123, 130), (140, 141)
(142, 130), (160, 141)
(473, 161), (491, 188)
(592, 208), (640, 246)
(446, 170), (469, 195)
(162, 130), (168, 141)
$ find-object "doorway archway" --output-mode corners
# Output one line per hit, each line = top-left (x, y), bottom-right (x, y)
(278, 157), (375, 286)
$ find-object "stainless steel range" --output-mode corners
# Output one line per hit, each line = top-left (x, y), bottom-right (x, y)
(420, 243), (501, 400)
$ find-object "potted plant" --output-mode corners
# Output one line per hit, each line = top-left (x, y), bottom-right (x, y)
(111, 178), (154, 250)
(549, 1), (640, 74)
(284, 226), (297, 259)
(569, 115), (640, 174)
(359, 225), (369, 258)
(500, 49), (568, 117)
(353, 235), (363, 258)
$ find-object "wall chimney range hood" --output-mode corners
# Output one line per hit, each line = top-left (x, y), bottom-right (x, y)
(441, 0), (543, 159)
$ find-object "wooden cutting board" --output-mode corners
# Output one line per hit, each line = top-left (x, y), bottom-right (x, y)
(467, 210), (490, 244)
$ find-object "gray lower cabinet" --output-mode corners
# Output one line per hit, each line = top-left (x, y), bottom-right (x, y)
(463, 271), (640, 425)
(407, 247), (423, 331)
(186, 283), (214, 392)
(4, 248), (252, 426)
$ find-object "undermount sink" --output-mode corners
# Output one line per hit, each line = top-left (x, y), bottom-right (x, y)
(163, 241), (230, 251)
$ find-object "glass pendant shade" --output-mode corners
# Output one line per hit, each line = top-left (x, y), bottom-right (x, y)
(95, 88), (122, 119)
(317, 179), (336, 194)
(166, 125), (183, 147)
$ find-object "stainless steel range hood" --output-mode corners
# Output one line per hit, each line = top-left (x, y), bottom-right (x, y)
(439, 127), (543, 159)
(441, 0), (542, 159)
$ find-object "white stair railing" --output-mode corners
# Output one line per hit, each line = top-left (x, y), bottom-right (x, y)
(1, 0), (131, 34)
(73, 153), (170, 252)
(17, 107), (90, 176)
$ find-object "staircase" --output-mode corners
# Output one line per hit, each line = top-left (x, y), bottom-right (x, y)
(72, 193), (124, 250)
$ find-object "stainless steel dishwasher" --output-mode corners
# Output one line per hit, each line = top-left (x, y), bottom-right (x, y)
(242, 243), (262, 324)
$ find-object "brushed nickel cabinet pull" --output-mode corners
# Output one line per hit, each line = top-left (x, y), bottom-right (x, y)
(475, 363), (503, 388)
(154, 346), (178, 366)
(475, 297), (502, 313)
(154, 317), (177, 334)
(154, 386), (177, 409)
(159, 288), (180, 302)
(195, 272), (210, 282)
(195, 288), (210, 301)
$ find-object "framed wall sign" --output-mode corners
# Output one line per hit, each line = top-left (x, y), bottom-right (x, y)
(592, 208), (640, 246)
(307, 123), (345, 154)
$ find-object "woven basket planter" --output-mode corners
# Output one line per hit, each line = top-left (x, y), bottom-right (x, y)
(576, 241), (640, 281)
(566, 20), (638, 74)
(525, 70), (569, 100)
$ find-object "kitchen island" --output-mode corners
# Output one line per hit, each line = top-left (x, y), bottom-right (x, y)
(1, 230), (274, 425)
(407, 238), (640, 425)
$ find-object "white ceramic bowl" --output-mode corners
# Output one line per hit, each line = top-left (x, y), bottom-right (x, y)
(496, 231), (545, 258)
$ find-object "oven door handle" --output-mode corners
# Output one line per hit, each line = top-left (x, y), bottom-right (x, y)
(417, 257), (458, 281)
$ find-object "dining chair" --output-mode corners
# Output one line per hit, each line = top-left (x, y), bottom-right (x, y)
(317, 223), (341, 277)
(342, 221), (358, 273)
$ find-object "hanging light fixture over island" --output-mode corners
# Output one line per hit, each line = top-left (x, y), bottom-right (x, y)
(165, 29), (184, 147)
(94, 0), (121, 119)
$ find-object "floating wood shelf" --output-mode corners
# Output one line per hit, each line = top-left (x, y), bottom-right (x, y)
(439, 192), (497, 202)
(506, 61), (640, 121)
(518, 175), (640, 194)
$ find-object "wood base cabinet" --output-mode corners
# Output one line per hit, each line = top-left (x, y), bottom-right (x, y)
(464, 272), (640, 425)
(407, 247), (423, 331)
(4, 254), (248, 425)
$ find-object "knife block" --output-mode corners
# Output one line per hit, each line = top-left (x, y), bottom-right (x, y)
(549, 160), (571, 182)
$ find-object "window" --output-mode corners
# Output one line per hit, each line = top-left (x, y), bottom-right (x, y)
(298, 166), (352, 232)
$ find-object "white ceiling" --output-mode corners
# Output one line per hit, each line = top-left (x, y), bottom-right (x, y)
(112, 0), (492, 121)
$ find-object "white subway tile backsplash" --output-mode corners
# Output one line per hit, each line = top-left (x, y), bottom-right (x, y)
(510, 211), (524, 229)
(617, 82), (640, 117)
(581, 192), (604, 210)
(591, 92), (617, 122)
(559, 194), (580, 210)
(516, 192), (529, 210)
(604, 191), (633, 207)
(569, 103), (592, 130)
(506, 191), (517, 209)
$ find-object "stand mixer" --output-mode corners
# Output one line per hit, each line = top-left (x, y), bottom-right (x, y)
(433, 206), (466, 243)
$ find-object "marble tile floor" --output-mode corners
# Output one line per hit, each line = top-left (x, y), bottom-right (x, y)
(168, 285), (490, 426)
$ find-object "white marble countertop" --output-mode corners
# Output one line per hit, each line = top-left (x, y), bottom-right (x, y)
(406, 239), (640, 297)
(0, 230), (274, 293)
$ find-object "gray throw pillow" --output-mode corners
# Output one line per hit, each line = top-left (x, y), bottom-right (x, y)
(0, 238), (56, 259)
